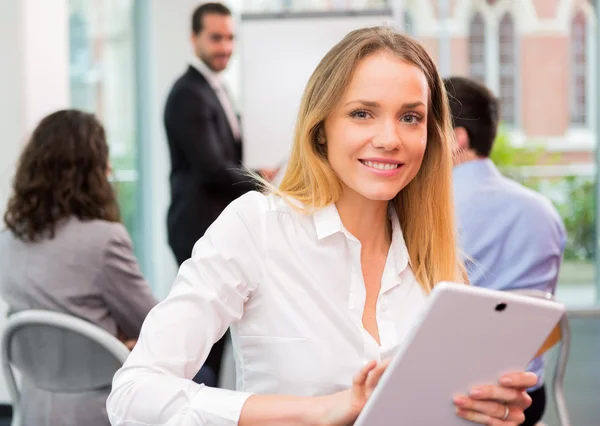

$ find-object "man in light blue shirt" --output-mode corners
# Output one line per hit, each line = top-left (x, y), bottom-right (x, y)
(445, 76), (567, 426)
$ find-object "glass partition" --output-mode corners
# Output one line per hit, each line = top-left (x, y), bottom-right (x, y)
(68, 0), (141, 257)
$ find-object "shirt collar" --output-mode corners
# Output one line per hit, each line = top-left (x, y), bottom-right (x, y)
(312, 203), (410, 276)
(453, 158), (501, 185)
(189, 55), (221, 90)
(313, 203), (343, 240)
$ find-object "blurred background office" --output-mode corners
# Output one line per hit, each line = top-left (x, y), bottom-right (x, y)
(0, 0), (599, 425)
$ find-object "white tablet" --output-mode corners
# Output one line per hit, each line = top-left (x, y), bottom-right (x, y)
(355, 282), (565, 426)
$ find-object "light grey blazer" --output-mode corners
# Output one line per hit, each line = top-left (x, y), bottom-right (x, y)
(0, 217), (158, 426)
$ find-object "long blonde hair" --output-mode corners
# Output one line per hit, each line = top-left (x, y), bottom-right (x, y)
(273, 27), (465, 292)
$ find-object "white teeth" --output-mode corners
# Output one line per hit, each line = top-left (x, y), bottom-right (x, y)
(362, 161), (399, 171)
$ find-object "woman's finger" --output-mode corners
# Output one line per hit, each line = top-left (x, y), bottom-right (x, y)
(353, 360), (377, 387)
(454, 396), (526, 425)
(454, 396), (506, 417)
(364, 359), (390, 397)
(468, 385), (525, 406)
(499, 372), (538, 390)
(487, 389), (532, 410)
(456, 407), (521, 425)
(352, 361), (378, 404)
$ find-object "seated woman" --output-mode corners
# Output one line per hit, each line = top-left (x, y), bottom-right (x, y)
(0, 109), (157, 426)
(107, 27), (536, 426)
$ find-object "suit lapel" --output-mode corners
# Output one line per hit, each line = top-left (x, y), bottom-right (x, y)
(186, 67), (240, 148)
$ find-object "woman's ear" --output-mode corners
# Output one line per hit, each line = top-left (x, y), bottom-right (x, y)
(315, 124), (327, 145)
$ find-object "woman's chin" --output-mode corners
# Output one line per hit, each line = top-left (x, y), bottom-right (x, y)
(361, 190), (399, 202)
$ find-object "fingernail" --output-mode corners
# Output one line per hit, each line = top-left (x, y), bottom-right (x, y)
(500, 377), (513, 386)
(456, 408), (466, 417)
(453, 396), (467, 406)
(469, 389), (483, 398)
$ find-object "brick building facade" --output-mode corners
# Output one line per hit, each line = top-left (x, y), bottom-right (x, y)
(403, 0), (597, 168)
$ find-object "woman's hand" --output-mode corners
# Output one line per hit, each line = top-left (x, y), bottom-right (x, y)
(117, 328), (137, 350)
(316, 359), (390, 426)
(123, 339), (137, 350)
(453, 371), (538, 425)
(239, 360), (390, 426)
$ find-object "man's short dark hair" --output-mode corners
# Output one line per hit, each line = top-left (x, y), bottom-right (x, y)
(192, 2), (232, 35)
(443, 76), (499, 157)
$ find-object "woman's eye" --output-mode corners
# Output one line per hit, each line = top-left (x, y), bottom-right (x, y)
(350, 109), (371, 119)
(401, 114), (421, 124)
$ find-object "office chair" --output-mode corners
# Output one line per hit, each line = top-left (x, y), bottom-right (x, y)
(0, 310), (130, 426)
(510, 289), (571, 426)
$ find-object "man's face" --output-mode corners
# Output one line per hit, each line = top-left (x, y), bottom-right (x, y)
(192, 13), (234, 72)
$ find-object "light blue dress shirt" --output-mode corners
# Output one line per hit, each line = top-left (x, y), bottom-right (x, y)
(453, 159), (567, 390)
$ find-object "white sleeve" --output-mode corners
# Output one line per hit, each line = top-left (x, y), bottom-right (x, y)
(106, 192), (266, 426)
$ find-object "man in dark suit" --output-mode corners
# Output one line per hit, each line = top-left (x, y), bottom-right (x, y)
(163, 2), (276, 386)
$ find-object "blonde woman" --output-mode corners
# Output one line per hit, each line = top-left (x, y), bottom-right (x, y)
(107, 27), (536, 426)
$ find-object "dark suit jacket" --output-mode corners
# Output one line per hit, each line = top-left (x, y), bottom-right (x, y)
(164, 66), (257, 264)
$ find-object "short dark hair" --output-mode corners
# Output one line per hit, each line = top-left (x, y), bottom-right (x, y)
(4, 109), (120, 242)
(443, 76), (499, 157)
(191, 2), (232, 35)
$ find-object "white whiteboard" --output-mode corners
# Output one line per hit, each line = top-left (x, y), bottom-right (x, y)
(240, 11), (393, 168)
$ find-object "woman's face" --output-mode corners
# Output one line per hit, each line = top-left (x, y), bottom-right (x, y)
(324, 51), (429, 202)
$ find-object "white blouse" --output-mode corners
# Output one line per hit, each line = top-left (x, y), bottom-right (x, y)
(107, 191), (427, 426)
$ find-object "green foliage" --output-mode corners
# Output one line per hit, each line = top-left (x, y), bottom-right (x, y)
(554, 177), (595, 261)
(113, 179), (142, 260)
(110, 152), (136, 170)
(488, 127), (595, 261)
(490, 128), (544, 170)
(114, 180), (136, 231)
(489, 126), (546, 190)
(109, 149), (142, 259)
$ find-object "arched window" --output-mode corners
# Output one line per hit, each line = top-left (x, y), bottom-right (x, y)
(498, 13), (517, 126)
(469, 13), (486, 84)
(571, 12), (587, 126)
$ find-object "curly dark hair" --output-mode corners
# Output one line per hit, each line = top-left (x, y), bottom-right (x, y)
(4, 109), (120, 242)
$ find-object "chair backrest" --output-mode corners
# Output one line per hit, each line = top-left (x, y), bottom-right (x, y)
(0, 310), (130, 404)
(508, 289), (571, 426)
